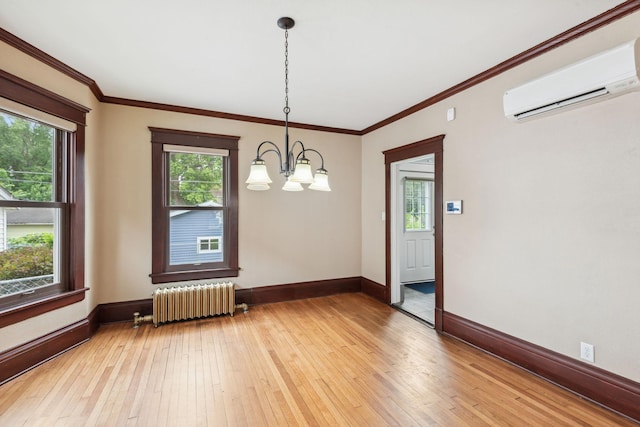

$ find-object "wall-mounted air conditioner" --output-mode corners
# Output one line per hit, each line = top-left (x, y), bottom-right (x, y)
(503, 38), (640, 122)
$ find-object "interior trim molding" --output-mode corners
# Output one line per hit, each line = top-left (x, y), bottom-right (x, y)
(3, 2), (638, 135)
(93, 277), (364, 323)
(97, 299), (153, 325)
(0, 28), (104, 100)
(360, 277), (386, 302)
(107, 96), (361, 135)
(442, 311), (640, 423)
(361, 1), (640, 134)
(87, 303), (100, 336)
(233, 277), (362, 306)
(0, 319), (90, 386)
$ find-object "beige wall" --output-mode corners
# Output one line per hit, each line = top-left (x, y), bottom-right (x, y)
(361, 12), (640, 381)
(95, 104), (362, 303)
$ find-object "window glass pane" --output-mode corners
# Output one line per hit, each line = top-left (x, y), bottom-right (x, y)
(169, 210), (223, 265)
(168, 152), (223, 206)
(404, 179), (432, 231)
(0, 111), (55, 202)
(0, 207), (60, 298)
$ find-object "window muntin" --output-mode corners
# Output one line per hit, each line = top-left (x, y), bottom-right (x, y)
(0, 111), (68, 308)
(149, 128), (239, 284)
(404, 178), (433, 232)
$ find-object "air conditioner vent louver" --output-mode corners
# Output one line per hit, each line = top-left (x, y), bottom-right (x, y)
(504, 38), (640, 122)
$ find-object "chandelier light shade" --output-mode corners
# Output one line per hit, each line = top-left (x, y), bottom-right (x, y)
(308, 168), (331, 191)
(246, 159), (272, 190)
(246, 17), (331, 192)
(282, 177), (304, 191)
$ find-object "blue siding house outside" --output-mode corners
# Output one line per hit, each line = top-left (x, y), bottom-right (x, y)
(169, 209), (223, 265)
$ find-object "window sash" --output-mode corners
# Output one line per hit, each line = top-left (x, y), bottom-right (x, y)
(166, 151), (225, 208)
(0, 69), (87, 328)
(149, 127), (239, 284)
(0, 112), (70, 310)
(168, 209), (225, 267)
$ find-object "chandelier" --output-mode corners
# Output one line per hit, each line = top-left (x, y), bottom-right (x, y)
(246, 17), (331, 192)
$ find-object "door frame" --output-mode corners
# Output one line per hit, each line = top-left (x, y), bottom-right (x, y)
(383, 135), (444, 331)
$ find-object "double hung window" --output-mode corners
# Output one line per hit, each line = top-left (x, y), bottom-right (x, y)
(149, 128), (239, 284)
(0, 71), (87, 327)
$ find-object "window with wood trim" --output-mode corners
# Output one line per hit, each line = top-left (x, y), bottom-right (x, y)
(0, 70), (88, 328)
(149, 128), (239, 284)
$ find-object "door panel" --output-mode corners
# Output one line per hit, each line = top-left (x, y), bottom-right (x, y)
(399, 175), (435, 283)
(406, 240), (416, 269)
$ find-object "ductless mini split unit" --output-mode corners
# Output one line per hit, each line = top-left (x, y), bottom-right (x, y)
(503, 38), (640, 121)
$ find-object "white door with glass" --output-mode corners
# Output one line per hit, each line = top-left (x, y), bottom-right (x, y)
(399, 176), (435, 283)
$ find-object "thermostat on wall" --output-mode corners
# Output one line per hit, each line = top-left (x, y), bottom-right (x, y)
(446, 200), (462, 214)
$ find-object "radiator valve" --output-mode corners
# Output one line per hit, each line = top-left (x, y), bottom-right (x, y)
(235, 303), (249, 314)
(133, 312), (153, 328)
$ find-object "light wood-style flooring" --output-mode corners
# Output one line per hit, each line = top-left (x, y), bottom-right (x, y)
(0, 293), (634, 426)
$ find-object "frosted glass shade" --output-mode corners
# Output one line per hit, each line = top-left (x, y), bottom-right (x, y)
(282, 177), (303, 191)
(247, 183), (270, 191)
(290, 158), (314, 184)
(309, 169), (331, 191)
(246, 160), (272, 187)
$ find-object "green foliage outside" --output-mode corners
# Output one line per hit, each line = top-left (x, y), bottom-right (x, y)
(0, 246), (53, 280)
(8, 232), (54, 249)
(0, 112), (54, 202)
(0, 233), (54, 280)
(169, 152), (223, 206)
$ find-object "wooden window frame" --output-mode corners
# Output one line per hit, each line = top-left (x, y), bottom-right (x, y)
(149, 127), (239, 284)
(0, 70), (88, 328)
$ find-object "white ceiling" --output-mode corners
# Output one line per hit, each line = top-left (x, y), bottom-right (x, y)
(0, 1), (627, 131)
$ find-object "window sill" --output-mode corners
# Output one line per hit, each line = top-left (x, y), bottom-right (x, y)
(0, 288), (88, 328)
(150, 268), (239, 284)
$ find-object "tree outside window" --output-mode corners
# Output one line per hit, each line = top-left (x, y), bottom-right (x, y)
(0, 111), (65, 304)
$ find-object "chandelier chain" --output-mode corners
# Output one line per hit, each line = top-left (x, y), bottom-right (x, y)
(284, 29), (290, 115)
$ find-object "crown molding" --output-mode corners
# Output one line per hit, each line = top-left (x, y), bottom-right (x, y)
(2, 1), (639, 136)
(362, 0), (640, 134)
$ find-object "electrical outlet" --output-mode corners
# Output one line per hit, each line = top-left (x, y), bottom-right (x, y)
(580, 342), (595, 363)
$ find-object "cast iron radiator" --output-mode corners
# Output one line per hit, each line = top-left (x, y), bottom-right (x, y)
(134, 282), (248, 327)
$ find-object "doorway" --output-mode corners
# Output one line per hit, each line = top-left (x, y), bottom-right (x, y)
(383, 135), (443, 331)
(392, 157), (436, 323)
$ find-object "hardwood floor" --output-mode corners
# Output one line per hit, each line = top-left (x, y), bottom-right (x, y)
(0, 293), (635, 426)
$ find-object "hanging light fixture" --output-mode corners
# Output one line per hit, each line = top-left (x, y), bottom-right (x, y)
(246, 17), (331, 192)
